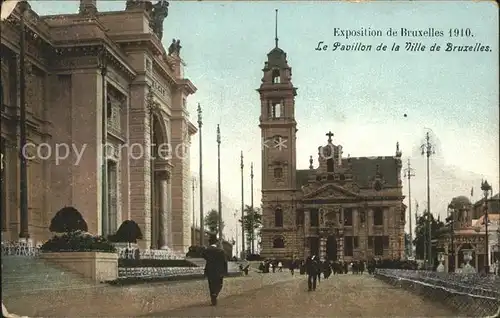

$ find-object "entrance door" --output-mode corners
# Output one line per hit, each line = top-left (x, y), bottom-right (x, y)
(309, 237), (319, 256)
(326, 236), (337, 261)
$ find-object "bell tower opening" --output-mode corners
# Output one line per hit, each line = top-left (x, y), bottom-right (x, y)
(272, 69), (280, 83)
(270, 101), (281, 118)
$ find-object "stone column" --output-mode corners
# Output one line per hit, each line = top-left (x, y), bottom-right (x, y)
(319, 236), (326, 259)
(338, 235), (344, 262)
(158, 171), (172, 249)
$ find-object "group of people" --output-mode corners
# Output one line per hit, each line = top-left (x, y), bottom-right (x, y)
(201, 240), (424, 306)
(258, 259), (284, 273)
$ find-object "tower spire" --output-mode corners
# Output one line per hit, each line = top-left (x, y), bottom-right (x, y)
(275, 9), (279, 48)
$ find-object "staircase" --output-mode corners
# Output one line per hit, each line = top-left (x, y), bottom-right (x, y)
(2, 255), (96, 297)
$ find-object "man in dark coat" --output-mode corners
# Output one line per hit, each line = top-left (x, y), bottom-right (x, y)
(202, 235), (228, 306)
(305, 255), (319, 291)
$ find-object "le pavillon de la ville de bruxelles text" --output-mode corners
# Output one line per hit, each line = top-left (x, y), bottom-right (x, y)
(315, 27), (492, 52)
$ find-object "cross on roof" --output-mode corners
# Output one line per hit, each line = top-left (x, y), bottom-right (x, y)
(326, 131), (334, 143)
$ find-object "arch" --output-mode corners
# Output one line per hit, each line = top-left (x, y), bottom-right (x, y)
(272, 235), (285, 248)
(271, 69), (280, 84)
(152, 112), (169, 146)
(274, 206), (283, 227)
(326, 158), (334, 172)
(373, 207), (384, 225)
(150, 111), (170, 249)
(326, 236), (337, 261)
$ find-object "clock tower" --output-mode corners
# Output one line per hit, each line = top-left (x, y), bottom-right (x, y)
(258, 10), (298, 258)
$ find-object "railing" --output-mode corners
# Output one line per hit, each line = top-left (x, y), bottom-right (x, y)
(116, 246), (184, 260)
(1, 240), (41, 257)
(375, 269), (500, 317)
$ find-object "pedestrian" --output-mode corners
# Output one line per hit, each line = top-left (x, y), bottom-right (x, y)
(202, 234), (228, 306)
(306, 255), (319, 291)
(278, 261), (283, 272)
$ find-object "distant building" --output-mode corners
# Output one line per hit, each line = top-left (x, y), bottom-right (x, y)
(437, 195), (499, 273)
(257, 37), (405, 262)
(1, 1), (197, 253)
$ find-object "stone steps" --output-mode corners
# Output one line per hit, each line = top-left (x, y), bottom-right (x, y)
(2, 256), (95, 296)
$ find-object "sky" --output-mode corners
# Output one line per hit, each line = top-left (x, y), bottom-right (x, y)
(29, 1), (499, 246)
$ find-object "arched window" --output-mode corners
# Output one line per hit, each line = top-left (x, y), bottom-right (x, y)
(273, 167), (282, 179)
(274, 207), (283, 227)
(272, 236), (285, 248)
(271, 101), (281, 118)
(326, 158), (334, 172)
(373, 207), (384, 226)
(272, 69), (280, 84)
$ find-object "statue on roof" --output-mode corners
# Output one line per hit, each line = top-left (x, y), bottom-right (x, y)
(150, 0), (169, 40)
(168, 39), (182, 56)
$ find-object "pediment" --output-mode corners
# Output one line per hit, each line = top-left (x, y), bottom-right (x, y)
(302, 183), (360, 200)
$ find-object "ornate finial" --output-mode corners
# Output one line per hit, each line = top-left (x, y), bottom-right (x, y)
(274, 9), (279, 48)
(326, 131), (334, 143)
(250, 162), (254, 178)
(240, 151), (244, 169)
(309, 155), (313, 169)
(395, 141), (402, 157)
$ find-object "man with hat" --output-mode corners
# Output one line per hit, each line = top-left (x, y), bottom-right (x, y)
(202, 234), (228, 306)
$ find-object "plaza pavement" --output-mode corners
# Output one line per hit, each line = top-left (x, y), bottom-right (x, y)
(3, 272), (455, 317)
(145, 273), (456, 317)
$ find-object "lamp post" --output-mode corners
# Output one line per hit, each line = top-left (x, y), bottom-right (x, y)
(197, 103), (204, 246)
(234, 209), (239, 257)
(216, 125), (222, 245)
(404, 159), (415, 258)
(250, 162), (255, 254)
(446, 203), (456, 272)
(421, 131), (435, 269)
(191, 177), (197, 245)
(481, 179), (492, 273)
(240, 151), (245, 257)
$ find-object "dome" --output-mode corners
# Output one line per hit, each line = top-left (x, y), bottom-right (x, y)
(449, 196), (471, 209)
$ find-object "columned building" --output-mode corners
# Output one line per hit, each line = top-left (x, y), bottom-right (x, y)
(258, 39), (405, 261)
(1, 0), (196, 252)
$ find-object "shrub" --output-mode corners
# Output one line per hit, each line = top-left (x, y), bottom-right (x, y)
(113, 220), (143, 244)
(49, 206), (88, 233)
(41, 230), (116, 253)
(186, 245), (206, 258)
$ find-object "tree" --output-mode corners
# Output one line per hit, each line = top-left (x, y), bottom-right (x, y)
(49, 206), (88, 233)
(404, 233), (412, 257)
(110, 220), (143, 246)
(413, 210), (445, 260)
(240, 205), (262, 254)
(204, 209), (224, 234)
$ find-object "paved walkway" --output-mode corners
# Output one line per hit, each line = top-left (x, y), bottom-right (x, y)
(2, 272), (295, 317)
(3, 272), (455, 317)
(145, 274), (456, 317)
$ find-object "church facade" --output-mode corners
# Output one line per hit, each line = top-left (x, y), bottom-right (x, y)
(258, 42), (406, 261)
(1, 0), (196, 252)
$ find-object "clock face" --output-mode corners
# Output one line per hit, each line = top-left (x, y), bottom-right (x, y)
(374, 181), (382, 191)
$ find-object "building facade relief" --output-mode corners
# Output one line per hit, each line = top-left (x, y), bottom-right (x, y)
(0, 1), (197, 253)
